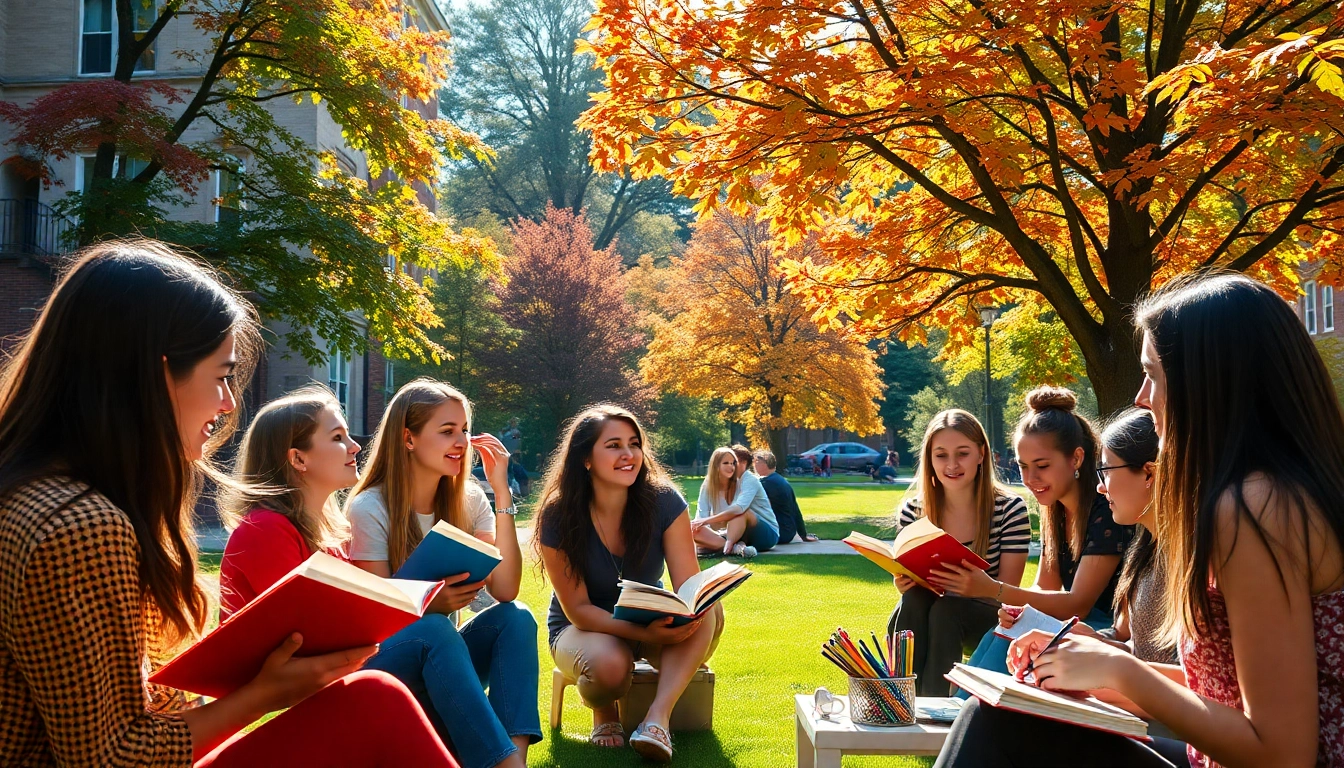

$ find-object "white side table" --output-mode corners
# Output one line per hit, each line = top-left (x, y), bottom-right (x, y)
(794, 694), (955, 768)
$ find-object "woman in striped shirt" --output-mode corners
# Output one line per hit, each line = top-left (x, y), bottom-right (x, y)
(889, 409), (1031, 696)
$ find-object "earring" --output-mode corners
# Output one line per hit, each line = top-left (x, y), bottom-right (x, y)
(1073, 469), (1080, 479)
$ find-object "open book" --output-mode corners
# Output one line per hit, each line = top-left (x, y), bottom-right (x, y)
(613, 560), (751, 627)
(994, 604), (1067, 640)
(946, 664), (1149, 740)
(844, 518), (991, 595)
(395, 519), (502, 584)
(152, 552), (443, 698)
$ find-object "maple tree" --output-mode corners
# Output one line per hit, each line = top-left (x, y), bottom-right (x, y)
(580, 0), (1344, 411)
(638, 209), (884, 461)
(487, 205), (651, 448)
(0, 0), (489, 363)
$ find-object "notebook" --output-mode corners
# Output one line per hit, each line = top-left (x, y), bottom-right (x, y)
(844, 518), (991, 595)
(945, 664), (1149, 740)
(994, 604), (1068, 640)
(612, 560), (751, 627)
(152, 552), (443, 698)
(394, 519), (502, 583)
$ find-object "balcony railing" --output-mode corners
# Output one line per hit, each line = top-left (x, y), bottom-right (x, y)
(0, 199), (75, 257)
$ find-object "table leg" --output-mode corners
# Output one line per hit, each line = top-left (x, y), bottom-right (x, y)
(795, 716), (815, 768)
(815, 748), (842, 768)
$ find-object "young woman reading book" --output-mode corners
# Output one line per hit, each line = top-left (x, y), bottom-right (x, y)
(888, 409), (1031, 696)
(345, 379), (541, 768)
(218, 385), (528, 768)
(937, 273), (1344, 768)
(0, 241), (455, 767)
(955, 387), (1134, 680)
(692, 445), (779, 558)
(536, 404), (725, 763)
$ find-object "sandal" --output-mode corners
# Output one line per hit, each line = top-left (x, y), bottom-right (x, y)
(590, 721), (625, 748)
(630, 721), (673, 762)
(803, 534), (820, 542)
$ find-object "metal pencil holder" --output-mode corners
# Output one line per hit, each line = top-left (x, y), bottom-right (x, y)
(847, 675), (917, 727)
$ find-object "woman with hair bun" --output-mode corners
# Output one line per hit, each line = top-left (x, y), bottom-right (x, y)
(954, 386), (1135, 682)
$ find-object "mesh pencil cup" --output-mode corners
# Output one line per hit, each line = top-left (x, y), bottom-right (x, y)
(847, 675), (917, 727)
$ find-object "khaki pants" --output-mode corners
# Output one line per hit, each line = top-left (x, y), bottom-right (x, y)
(550, 605), (724, 709)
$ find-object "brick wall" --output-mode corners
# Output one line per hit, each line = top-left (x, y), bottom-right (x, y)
(0, 257), (56, 356)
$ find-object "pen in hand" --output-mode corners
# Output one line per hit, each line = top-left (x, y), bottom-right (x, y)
(1022, 616), (1079, 684)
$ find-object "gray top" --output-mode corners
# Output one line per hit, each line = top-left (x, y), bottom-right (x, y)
(1099, 553), (1177, 664)
(696, 471), (778, 534)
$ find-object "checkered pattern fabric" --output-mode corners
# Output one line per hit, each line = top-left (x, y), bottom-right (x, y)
(0, 476), (194, 767)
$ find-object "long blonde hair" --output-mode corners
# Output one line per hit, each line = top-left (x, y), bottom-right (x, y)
(222, 385), (351, 554)
(704, 446), (739, 512)
(909, 409), (1007, 557)
(347, 378), (473, 571)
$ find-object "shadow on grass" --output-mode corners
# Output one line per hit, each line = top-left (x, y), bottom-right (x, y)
(538, 727), (738, 768)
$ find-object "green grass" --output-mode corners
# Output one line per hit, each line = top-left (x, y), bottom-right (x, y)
(674, 477), (910, 540)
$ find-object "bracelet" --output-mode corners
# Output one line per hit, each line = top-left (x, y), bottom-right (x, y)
(994, 581), (1005, 602)
(496, 505), (518, 516)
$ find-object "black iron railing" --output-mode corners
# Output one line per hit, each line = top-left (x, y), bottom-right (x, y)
(0, 199), (75, 256)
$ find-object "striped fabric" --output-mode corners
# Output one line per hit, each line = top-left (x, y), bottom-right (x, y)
(897, 493), (1032, 579)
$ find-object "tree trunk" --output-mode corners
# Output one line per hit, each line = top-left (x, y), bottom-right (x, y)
(766, 395), (787, 465)
(1084, 322), (1146, 418)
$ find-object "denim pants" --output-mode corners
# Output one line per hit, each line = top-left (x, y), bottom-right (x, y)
(953, 606), (1112, 700)
(364, 601), (542, 768)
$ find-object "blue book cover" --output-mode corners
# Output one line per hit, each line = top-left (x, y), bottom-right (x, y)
(394, 520), (502, 584)
(612, 562), (750, 626)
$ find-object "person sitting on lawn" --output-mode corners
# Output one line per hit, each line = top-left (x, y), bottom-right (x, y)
(217, 384), (538, 768)
(752, 450), (819, 544)
(692, 445), (780, 558)
(535, 404), (724, 763)
(888, 409), (1032, 696)
(954, 387), (1134, 687)
(0, 240), (456, 767)
(869, 463), (899, 483)
(342, 379), (541, 768)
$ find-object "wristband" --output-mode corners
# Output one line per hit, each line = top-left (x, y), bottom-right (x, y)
(496, 505), (518, 516)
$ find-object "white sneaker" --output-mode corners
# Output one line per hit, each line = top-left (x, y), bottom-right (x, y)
(731, 542), (757, 559)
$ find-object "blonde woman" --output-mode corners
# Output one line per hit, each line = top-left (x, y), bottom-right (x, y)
(346, 379), (540, 768)
(890, 410), (1032, 695)
(692, 445), (779, 557)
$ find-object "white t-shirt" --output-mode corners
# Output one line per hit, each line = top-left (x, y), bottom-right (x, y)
(346, 479), (495, 562)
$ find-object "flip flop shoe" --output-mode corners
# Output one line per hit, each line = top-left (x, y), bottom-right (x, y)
(630, 721), (673, 763)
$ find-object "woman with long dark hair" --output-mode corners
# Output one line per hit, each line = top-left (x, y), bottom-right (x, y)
(935, 272), (1344, 767)
(0, 241), (455, 766)
(535, 404), (724, 763)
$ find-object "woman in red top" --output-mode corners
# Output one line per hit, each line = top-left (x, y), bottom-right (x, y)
(934, 272), (1344, 768)
(0, 240), (455, 767)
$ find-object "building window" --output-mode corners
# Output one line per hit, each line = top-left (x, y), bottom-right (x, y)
(328, 346), (352, 413)
(384, 360), (395, 394)
(1325, 286), (1336, 332)
(215, 159), (245, 224)
(81, 0), (157, 76)
(76, 153), (151, 191)
(1305, 281), (1318, 335)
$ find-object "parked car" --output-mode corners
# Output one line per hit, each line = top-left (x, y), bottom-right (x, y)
(798, 442), (884, 471)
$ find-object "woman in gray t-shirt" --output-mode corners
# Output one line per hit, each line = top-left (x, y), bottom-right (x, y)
(535, 404), (724, 763)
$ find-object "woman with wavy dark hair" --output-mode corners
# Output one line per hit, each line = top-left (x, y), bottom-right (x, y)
(935, 272), (1344, 768)
(0, 240), (456, 767)
(534, 404), (724, 763)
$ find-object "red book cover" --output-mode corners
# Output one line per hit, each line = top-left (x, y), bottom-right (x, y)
(895, 535), (991, 591)
(152, 553), (442, 699)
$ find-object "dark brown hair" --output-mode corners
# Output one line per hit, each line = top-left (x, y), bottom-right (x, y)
(531, 404), (674, 580)
(1015, 386), (1099, 572)
(1136, 272), (1344, 643)
(1099, 407), (1160, 627)
(0, 239), (261, 646)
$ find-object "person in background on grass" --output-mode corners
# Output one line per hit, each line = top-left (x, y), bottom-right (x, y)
(820, 451), (832, 477)
(953, 387), (1134, 687)
(344, 379), (541, 768)
(753, 450), (819, 544)
(936, 273), (1344, 768)
(0, 240), (456, 767)
(217, 384), (538, 768)
(536, 404), (724, 763)
(693, 445), (780, 558)
(888, 409), (1032, 696)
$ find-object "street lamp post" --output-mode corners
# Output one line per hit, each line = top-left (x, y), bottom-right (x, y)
(978, 305), (1001, 453)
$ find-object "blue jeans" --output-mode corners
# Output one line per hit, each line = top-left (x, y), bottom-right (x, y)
(364, 601), (542, 768)
(954, 607), (1112, 700)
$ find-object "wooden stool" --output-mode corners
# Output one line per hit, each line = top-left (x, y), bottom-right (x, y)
(549, 662), (715, 730)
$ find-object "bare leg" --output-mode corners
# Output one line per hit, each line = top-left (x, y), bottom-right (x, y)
(644, 604), (722, 728)
(511, 735), (529, 764)
(694, 526), (727, 554)
(721, 511), (758, 554)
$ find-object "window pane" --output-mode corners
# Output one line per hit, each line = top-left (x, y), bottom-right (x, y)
(133, 34), (156, 71)
(132, 0), (157, 31)
(84, 0), (112, 32)
(81, 33), (113, 74)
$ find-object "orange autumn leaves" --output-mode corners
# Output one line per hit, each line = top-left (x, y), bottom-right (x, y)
(580, 0), (1344, 409)
(637, 209), (884, 448)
